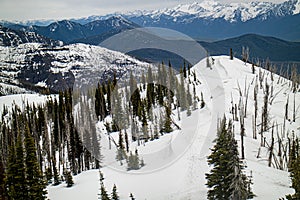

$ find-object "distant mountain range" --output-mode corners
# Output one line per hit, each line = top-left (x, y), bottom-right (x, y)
(1, 22), (299, 71)
(123, 0), (300, 40)
(2, 16), (139, 44)
(1, 0), (300, 41)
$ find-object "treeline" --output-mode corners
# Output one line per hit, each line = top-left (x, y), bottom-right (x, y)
(0, 89), (101, 199)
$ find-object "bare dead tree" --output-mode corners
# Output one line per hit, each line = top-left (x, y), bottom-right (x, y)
(240, 112), (245, 159)
(206, 51), (211, 69)
(293, 93), (296, 122)
(285, 95), (289, 120)
(244, 81), (251, 117)
(262, 81), (270, 132)
(242, 46), (249, 64)
(252, 115), (257, 139)
(268, 123), (275, 167)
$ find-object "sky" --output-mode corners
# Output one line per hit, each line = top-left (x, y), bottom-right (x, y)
(0, 0), (287, 21)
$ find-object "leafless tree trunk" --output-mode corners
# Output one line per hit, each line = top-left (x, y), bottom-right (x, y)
(268, 123), (274, 167)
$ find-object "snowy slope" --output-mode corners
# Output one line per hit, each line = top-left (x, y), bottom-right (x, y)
(0, 93), (56, 122)
(47, 56), (299, 199)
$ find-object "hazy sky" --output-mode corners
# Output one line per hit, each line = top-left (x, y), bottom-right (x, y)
(0, 0), (287, 21)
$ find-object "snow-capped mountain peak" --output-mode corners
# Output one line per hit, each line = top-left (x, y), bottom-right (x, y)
(131, 0), (300, 23)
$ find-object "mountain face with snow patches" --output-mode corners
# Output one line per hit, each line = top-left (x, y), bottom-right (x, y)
(125, 0), (300, 23)
(123, 0), (300, 40)
(0, 25), (61, 47)
(2, 16), (139, 44)
(0, 42), (150, 95)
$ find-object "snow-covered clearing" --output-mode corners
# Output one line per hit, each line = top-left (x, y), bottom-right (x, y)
(0, 93), (55, 117)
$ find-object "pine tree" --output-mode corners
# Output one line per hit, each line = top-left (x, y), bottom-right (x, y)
(100, 182), (110, 200)
(52, 157), (60, 186)
(124, 130), (129, 153)
(0, 157), (6, 200)
(129, 193), (135, 200)
(163, 104), (173, 133)
(45, 167), (52, 184)
(206, 117), (253, 200)
(127, 150), (140, 170)
(6, 131), (27, 199)
(287, 140), (300, 199)
(53, 99), (59, 149)
(111, 184), (119, 200)
(116, 131), (126, 163)
(95, 83), (107, 121)
(64, 170), (74, 187)
(24, 123), (47, 199)
(5, 142), (18, 199)
(183, 61), (187, 78)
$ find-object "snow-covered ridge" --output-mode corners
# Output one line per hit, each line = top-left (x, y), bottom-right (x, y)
(0, 42), (151, 94)
(125, 0), (300, 22)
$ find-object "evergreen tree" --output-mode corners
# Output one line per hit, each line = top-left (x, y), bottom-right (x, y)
(230, 48), (233, 60)
(53, 99), (59, 149)
(206, 118), (253, 200)
(124, 130), (129, 153)
(5, 142), (18, 199)
(116, 131), (126, 163)
(127, 150), (140, 170)
(52, 157), (60, 186)
(131, 81), (142, 118)
(95, 83), (107, 121)
(183, 61), (187, 78)
(24, 123), (47, 199)
(287, 140), (300, 199)
(100, 182), (110, 200)
(0, 157), (6, 200)
(64, 170), (74, 187)
(45, 167), (52, 184)
(163, 104), (173, 133)
(129, 193), (135, 200)
(111, 184), (119, 200)
(58, 91), (66, 142)
(6, 131), (27, 199)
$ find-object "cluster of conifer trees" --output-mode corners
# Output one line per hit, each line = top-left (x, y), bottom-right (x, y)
(285, 137), (300, 199)
(206, 117), (254, 200)
(0, 89), (101, 199)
